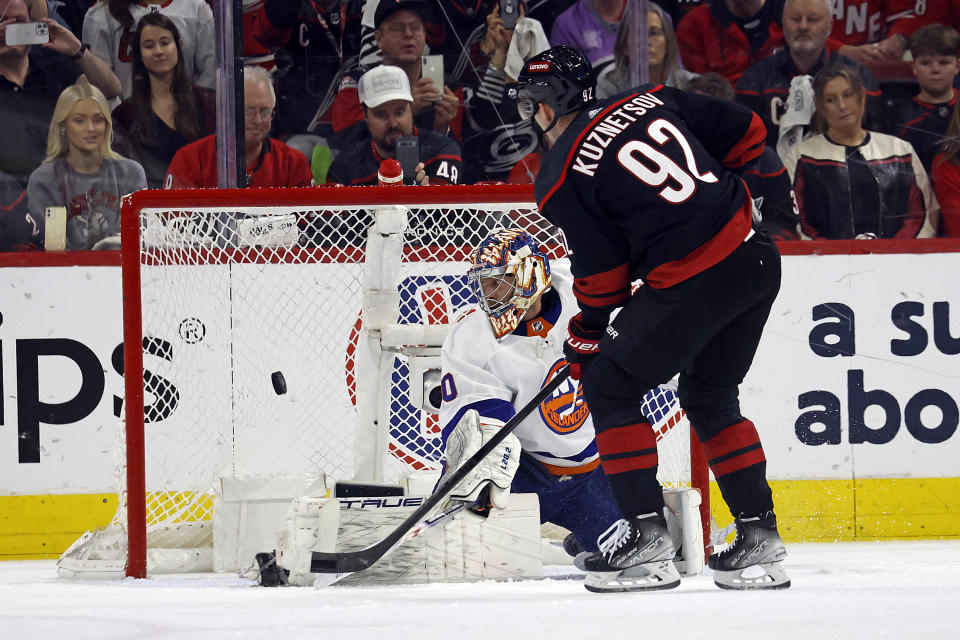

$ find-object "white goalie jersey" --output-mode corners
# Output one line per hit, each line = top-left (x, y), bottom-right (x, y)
(440, 261), (598, 473)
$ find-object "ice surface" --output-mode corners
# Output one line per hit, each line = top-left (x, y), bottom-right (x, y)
(1, 541), (957, 639)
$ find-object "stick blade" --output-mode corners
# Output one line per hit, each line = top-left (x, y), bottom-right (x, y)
(310, 551), (374, 574)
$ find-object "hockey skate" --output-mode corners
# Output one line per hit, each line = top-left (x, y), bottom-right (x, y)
(583, 513), (681, 593)
(708, 511), (790, 590)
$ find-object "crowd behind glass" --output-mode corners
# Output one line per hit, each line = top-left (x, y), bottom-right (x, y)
(2, 0), (960, 251)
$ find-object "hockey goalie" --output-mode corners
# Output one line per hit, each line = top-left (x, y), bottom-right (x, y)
(269, 229), (703, 586)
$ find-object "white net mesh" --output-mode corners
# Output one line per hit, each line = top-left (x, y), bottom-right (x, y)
(57, 189), (693, 576)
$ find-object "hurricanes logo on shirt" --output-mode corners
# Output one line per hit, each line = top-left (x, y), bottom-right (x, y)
(538, 360), (590, 434)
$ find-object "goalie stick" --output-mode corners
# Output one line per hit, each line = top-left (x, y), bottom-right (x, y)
(309, 365), (571, 575)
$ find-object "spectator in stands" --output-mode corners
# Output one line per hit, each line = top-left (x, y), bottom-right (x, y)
(329, 0), (462, 140)
(82, 0), (215, 99)
(676, 0), (784, 85)
(242, 0), (365, 137)
(785, 63), (938, 239)
(550, 0), (624, 75)
(427, 0), (498, 86)
(26, 78), (147, 250)
(735, 0), (880, 154)
(881, 1), (960, 48)
(0, 0), (121, 189)
(327, 65), (463, 186)
(112, 13), (215, 188)
(597, 1), (695, 97)
(461, 2), (549, 183)
(686, 72), (801, 239)
(165, 66), (315, 189)
(419, 1), (572, 89)
(887, 24), (960, 175)
(1, 169), (37, 251)
(658, 0), (710, 25)
(931, 99), (960, 237)
(824, 1), (920, 63)
(45, 0), (97, 37)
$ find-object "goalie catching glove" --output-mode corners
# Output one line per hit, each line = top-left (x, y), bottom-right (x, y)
(445, 409), (520, 510)
(563, 313), (604, 380)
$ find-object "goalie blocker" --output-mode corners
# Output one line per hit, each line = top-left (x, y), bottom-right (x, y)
(268, 487), (703, 586)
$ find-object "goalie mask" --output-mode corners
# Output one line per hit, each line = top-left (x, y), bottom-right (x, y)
(467, 229), (551, 339)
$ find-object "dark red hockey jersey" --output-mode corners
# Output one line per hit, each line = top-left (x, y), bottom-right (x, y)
(534, 85), (765, 325)
(827, 0), (920, 46)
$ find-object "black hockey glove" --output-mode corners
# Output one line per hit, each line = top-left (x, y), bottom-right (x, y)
(563, 313), (604, 380)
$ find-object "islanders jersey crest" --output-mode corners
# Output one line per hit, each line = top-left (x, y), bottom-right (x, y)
(538, 359), (590, 434)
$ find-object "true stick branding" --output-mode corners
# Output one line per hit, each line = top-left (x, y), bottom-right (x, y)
(339, 497), (425, 509)
(572, 92), (665, 177)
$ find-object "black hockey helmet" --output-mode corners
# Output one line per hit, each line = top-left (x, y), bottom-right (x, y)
(514, 46), (596, 133)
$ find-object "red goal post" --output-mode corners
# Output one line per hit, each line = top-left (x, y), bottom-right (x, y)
(58, 185), (708, 579)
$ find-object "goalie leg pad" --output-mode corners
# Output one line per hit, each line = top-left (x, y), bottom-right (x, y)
(275, 496), (341, 586)
(276, 493), (544, 586)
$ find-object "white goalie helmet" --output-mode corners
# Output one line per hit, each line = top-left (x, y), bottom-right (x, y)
(467, 228), (552, 339)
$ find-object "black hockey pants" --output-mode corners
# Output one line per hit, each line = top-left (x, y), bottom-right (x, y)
(581, 232), (781, 518)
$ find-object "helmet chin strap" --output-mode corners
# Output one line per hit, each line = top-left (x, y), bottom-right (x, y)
(536, 106), (561, 135)
(530, 108), (560, 151)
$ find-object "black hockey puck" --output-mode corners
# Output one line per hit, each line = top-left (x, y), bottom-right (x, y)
(271, 371), (287, 395)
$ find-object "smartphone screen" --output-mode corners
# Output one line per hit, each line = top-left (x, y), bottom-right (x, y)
(421, 55), (444, 99)
(396, 137), (420, 185)
(5, 22), (50, 46)
(45, 206), (67, 251)
(500, 0), (519, 30)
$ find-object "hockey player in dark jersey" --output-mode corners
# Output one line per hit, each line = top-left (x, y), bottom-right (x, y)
(515, 46), (790, 593)
(686, 73), (801, 240)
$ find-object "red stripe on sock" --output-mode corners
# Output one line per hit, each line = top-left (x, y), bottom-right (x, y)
(702, 420), (761, 460)
(601, 452), (659, 475)
(596, 422), (656, 455)
(710, 448), (767, 477)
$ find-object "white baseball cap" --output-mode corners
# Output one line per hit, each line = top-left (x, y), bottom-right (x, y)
(358, 66), (414, 108)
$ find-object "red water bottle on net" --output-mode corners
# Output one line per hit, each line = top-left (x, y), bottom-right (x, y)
(378, 158), (403, 187)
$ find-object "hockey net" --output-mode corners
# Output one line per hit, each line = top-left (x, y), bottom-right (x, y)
(57, 185), (705, 578)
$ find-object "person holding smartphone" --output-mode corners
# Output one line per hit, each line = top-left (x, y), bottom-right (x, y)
(326, 65), (463, 187)
(328, 0), (463, 139)
(0, 0), (121, 190)
(26, 77), (146, 251)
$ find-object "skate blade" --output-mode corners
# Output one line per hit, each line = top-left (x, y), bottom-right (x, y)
(584, 560), (681, 593)
(713, 560), (791, 590)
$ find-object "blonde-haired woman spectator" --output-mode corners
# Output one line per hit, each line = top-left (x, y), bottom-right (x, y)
(597, 2), (694, 98)
(26, 78), (146, 250)
(786, 63), (938, 240)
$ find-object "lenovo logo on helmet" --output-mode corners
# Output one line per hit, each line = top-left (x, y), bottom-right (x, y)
(528, 61), (551, 72)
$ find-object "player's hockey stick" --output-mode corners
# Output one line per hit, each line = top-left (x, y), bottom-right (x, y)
(310, 364), (571, 574)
